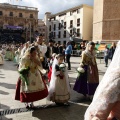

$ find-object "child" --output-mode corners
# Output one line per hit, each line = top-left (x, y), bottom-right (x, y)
(47, 54), (70, 105)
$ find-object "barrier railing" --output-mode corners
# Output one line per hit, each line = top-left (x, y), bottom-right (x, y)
(71, 50), (82, 56)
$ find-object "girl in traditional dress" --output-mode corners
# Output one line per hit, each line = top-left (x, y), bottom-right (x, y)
(47, 54), (70, 105)
(15, 47), (48, 109)
(73, 42), (99, 100)
(84, 41), (120, 120)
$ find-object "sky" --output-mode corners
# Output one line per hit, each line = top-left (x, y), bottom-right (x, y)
(0, 0), (94, 18)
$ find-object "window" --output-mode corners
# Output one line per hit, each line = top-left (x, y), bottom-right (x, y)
(63, 31), (66, 38)
(49, 25), (51, 31)
(54, 24), (56, 31)
(63, 41), (66, 45)
(54, 32), (56, 38)
(70, 11), (73, 16)
(77, 9), (80, 14)
(77, 18), (80, 26)
(59, 23), (61, 30)
(58, 31), (61, 38)
(70, 20), (73, 28)
(9, 12), (13, 16)
(64, 22), (66, 29)
(77, 29), (80, 37)
(0, 11), (3, 16)
(19, 13), (23, 17)
(70, 29), (73, 36)
(58, 41), (61, 44)
(30, 14), (33, 18)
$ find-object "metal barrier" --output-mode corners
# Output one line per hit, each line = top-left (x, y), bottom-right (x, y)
(96, 51), (104, 63)
(71, 50), (82, 56)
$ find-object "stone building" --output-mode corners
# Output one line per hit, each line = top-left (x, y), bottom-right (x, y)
(0, 3), (38, 43)
(93, 0), (120, 43)
(44, 4), (93, 44)
(36, 19), (47, 40)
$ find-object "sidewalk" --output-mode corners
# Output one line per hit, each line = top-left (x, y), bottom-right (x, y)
(0, 57), (109, 120)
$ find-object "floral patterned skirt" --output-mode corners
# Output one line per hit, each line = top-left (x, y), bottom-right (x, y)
(50, 76), (70, 103)
(15, 77), (48, 102)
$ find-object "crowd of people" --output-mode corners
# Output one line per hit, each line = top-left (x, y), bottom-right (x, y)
(0, 34), (120, 119)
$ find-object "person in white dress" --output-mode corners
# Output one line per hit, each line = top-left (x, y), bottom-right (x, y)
(47, 54), (70, 105)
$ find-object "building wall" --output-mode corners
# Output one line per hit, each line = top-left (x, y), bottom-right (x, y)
(93, 0), (104, 42)
(0, 3), (38, 30)
(82, 6), (93, 41)
(102, 0), (120, 42)
(93, 0), (120, 43)
(37, 19), (47, 40)
(45, 5), (93, 44)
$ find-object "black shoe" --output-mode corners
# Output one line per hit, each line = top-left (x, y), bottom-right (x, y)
(29, 104), (37, 110)
(25, 105), (30, 109)
(68, 68), (71, 70)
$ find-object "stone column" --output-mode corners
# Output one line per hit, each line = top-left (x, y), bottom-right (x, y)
(93, 0), (120, 43)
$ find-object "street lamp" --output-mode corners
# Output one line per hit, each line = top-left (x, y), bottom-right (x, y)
(29, 22), (32, 43)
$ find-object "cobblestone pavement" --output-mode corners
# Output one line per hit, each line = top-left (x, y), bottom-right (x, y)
(0, 57), (110, 120)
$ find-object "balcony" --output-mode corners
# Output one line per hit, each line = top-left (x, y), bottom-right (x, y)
(0, 3), (38, 11)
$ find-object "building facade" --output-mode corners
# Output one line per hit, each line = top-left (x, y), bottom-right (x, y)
(37, 19), (47, 40)
(93, 0), (120, 43)
(44, 4), (93, 44)
(0, 3), (38, 42)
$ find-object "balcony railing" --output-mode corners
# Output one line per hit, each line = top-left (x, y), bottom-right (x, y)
(0, 3), (38, 11)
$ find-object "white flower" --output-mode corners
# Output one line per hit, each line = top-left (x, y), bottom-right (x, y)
(59, 63), (66, 72)
(77, 67), (85, 73)
(97, 51), (100, 53)
(59, 63), (66, 68)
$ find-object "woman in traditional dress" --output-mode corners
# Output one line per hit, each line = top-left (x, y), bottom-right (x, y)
(84, 41), (120, 120)
(14, 47), (21, 64)
(0, 52), (4, 64)
(73, 42), (99, 100)
(47, 54), (70, 105)
(5, 45), (14, 61)
(15, 47), (48, 109)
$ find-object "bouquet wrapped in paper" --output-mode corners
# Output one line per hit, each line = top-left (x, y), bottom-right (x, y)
(59, 63), (66, 72)
(18, 67), (30, 86)
(76, 64), (85, 78)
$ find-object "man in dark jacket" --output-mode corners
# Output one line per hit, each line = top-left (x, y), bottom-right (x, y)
(45, 39), (56, 59)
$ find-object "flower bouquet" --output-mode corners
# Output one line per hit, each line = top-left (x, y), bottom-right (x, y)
(59, 63), (66, 72)
(18, 67), (30, 86)
(76, 66), (85, 78)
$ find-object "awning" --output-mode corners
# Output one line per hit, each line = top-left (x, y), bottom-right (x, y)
(72, 37), (83, 43)
(97, 44), (111, 51)
(4, 25), (23, 30)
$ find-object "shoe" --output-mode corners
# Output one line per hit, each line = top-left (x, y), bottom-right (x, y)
(68, 68), (71, 70)
(64, 102), (70, 106)
(25, 105), (30, 109)
(25, 103), (30, 109)
(29, 104), (37, 110)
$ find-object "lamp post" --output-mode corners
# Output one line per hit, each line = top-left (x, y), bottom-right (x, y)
(29, 22), (32, 43)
